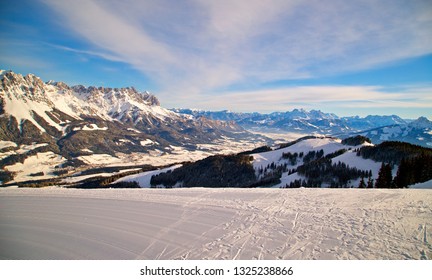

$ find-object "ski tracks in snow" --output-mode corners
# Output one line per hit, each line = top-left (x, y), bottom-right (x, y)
(1, 188), (431, 260)
(174, 189), (432, 260)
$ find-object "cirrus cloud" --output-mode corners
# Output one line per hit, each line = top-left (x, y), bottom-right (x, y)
(12, 0), (427, 118)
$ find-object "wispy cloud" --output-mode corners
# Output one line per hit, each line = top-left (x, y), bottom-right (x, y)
(41, 0), (177, 77)
(41, 0), (431, 89)
(47, 44), (124, 63)
(36, 0), (432, 114)
(187, 85), (432, 113)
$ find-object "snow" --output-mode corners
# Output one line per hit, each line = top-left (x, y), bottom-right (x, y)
(3, 88), (50, 132)
(0, 141), (17, 149)
(251, 137), (380, 187)
(410, 179), (432, 189)
(273, 172), (304, 188)
(73, 124), (108, 131)
(2, 84), (69, 132)
(126, 127), (141, 133)
(62, 168), (142, 184)
(140, 139), (156, 146)
(16, 143), (49, 154)
(1, 188), (431, 260)
(114, 165), (182, 187)
(4, 152), (67, 182)
(331, 149), (382, 178)
(1, 142), (51, 160)
(113, 150), (213, 167)
(77, 154), (122, 165)
(110, 136), (267, 167)
(253, 137), (346, 169)
(118, 139), (132, 144)
(379, 126), (404, 141)
(0, 71), (184, 135)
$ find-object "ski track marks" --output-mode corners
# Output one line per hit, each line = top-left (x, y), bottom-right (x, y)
(0, 188), (431, 260)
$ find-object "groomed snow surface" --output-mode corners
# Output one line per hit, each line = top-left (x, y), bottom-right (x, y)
(1, 188), (431, 260)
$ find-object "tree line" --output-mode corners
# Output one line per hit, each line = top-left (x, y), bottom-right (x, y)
(374, 153), (432, 188)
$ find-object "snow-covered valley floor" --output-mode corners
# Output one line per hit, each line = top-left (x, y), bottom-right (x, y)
(0, 188), (431, 260)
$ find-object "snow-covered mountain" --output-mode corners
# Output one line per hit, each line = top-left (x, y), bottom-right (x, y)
(0, 70), (265, 184)
(173, 109), (432, 147)
(0, 70), (242, 140)
(172, 108), (404, 133)
(172, 108), (345, 133)
(353, 117), (432, 147)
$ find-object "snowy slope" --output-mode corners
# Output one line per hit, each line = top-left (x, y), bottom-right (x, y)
(5, 152), (67, 182)
(251, 137), (377, 188)
(253, 137), (346, 170)
(410, 179), (432, 189)
(330, 150), (383, 178)
(113, 165), (182, 188)
(120, 137), (381, 189)
(2, 187), (431, 260)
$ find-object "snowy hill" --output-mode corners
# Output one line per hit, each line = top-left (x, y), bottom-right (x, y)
(117, 136), (432, 189)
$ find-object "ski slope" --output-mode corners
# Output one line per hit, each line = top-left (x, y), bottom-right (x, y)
(1, 188), (431, 260)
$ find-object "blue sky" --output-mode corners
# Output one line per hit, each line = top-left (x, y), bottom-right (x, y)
(1, 0), (431, 118)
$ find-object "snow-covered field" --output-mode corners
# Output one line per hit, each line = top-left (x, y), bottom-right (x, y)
(1, 188), (431, 260)
(4, 152), (67, 182)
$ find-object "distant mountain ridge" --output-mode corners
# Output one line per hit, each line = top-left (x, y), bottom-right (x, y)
(173, 109), (431, 147)
(352, 117), (432, 147)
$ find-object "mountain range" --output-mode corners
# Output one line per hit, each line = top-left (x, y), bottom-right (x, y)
(173, 109), (432, 147)
(0, 70), (265, 184)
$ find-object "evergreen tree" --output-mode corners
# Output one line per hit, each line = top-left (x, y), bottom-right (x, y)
(394, 158), (410, 188)
(375, 163), (393, 188)
(367, 177), (374, 188)
(358, 176), (366, 188)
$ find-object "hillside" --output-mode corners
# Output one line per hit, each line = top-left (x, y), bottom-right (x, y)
(117, 136), (432, 189)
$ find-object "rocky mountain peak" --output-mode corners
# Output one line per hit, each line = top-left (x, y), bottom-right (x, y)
(0, 70), (54, 107)
(141, 91), (160, 106)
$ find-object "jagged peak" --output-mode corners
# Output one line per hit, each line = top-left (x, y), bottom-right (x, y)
(68, 84), (159, 106)
(1, 69), (166, 125)
(0, 69), (11, 79)
(0, 70), (159, 106)
(0, 70), (23, 82)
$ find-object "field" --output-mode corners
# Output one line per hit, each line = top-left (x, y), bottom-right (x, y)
(0, 187), (431, 260)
